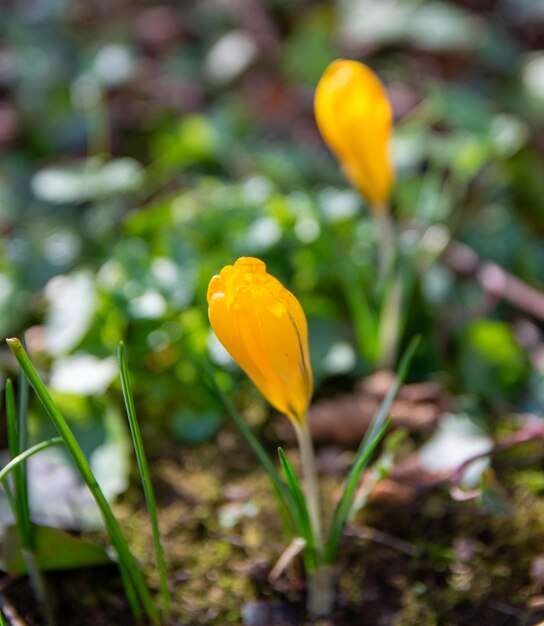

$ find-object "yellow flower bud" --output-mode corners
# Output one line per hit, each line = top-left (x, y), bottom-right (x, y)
(314, 59), (394, 207)
(207, 257), (313, 423)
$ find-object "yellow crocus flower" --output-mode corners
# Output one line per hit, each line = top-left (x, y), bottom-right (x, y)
(314, 59), (394, 208)
(207, 257), (313, 423)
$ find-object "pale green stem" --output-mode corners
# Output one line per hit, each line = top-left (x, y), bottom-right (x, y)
(307, 565), (334, 619)
(377, 276), (404, 369)
(294, 419), (334, 617)
(373, 203), (394, 281)
(293, 419), (323, 553)
(22, 550), (56, 626)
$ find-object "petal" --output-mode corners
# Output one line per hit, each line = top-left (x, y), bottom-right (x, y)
(255, 289), (313, 419)
(208, 257), (314, 423)
(314, 59), (394, 205)
(234, 257), (267, 274)
(209, 290), (274, 402)
(233, 285), (294, 416)
(265, 275), (313, 397)
(207, 274), (225, 304)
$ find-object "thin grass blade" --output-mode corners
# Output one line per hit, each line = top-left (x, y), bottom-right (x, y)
(324, 336), (420, 563)
(6, 338), (159, 626)
(118, 559), (142, 621)
(377, 274), (404, 368)
(338, 263), (378, 364)
(17, 334), (31, 542)
(0, 429), (138, 624)
(5, 380), (33, 549)
(118, 341), (170, 619)
(361, 335), (420, 449)
(0, 438), (64, 484)
(277, 448), (316, 568)
(203, 361), (298, 524)
(324, 419), (392, 563)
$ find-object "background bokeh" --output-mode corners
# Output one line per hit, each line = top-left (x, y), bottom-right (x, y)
(1, 0), (544, 526)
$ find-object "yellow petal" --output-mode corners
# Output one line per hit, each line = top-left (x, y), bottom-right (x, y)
(257, 290), (313, 419)
(207, 257), (313, 422)
(208, 268), (274, 397)
(314, 59), (394, 207)
(234, 286), (295, 417)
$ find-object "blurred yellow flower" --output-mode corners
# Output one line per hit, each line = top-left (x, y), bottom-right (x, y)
(314, 59), (394, 208)
(207, 257), (313, 423)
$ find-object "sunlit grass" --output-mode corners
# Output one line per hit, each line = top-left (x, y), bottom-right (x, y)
(6, 338), (160, 625)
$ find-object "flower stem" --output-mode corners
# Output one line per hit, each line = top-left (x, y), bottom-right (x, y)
(294, 420), (323, 551)
(294, 419), (334, 617)
(377, 275), (403, 369)
(374, 203), (394, 281)
(307, 564), (334, 619)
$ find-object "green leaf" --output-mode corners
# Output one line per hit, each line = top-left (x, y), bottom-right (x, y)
(203, 362), (300, 536)
(281, 7), (337, 85)
(362, 336), (420, 449)
(44, 270), (96, 357)
(338, 262), (378, 364)
(325, 336), (420, 563)
(277, 448), (316, 568)
(1, 524), (111, 575)
(407, 2), (487, 53)
(6, 338), (158, 624)
(0, 438), (64, 486)
(28, 394), (132, 520)
(170, 409), (222, 444)
(31, 157), (144, 204)
(458, 319), (530, 401)
(324, 419), (392, 564)
(118, 341), (170, 619)
(5, 379), (33, 550)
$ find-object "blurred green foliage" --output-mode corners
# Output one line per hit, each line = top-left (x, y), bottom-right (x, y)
(1, 0), (544, 502)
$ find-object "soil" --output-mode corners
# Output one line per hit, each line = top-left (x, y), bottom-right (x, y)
(3, 422), (544, 626)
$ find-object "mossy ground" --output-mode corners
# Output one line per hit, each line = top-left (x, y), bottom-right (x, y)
(4, 435), (544, 625)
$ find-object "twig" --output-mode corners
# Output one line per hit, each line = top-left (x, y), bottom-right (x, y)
(269, 537), (307, 583)
(345, 525), (419, 557)
(444, 240), (544, 323)
(0, 589), (29, 626)
(447, 420), (544, 488)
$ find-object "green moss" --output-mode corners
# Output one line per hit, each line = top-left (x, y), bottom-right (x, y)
(392, 585), (438, 626)
(109, 435), (544, 626)
(509, 469), (544, 495)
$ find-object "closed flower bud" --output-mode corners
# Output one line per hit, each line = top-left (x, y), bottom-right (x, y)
(314, 59), (394, 208)
(207, 257), (313, 423)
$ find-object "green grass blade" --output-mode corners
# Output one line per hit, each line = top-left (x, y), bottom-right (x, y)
(324, 336), (420, 563)
(17, 334), (31, 539)
(277, 448), (316, 568)
(21, 549), (56, 626)
(338, 263), (379, 364)
(377, 274), (404, 368)
(5, 380), (33, 549)
(0, 438), (64, 483)
(0, 434), (142, 623)
(203, 361), (298, 529)
(2, 386), (46, 621)
(118, 341), (170, 620)
(324, 419), (392, 563)
(6, 338), (159, 626)
(3, 479), (18, 515)
(361, 335), (420, 450)
(1, 432), (63, 625)
(118, 559), (142, 621)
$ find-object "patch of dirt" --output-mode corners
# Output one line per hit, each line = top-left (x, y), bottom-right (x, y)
(3, 422), (544, 625)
